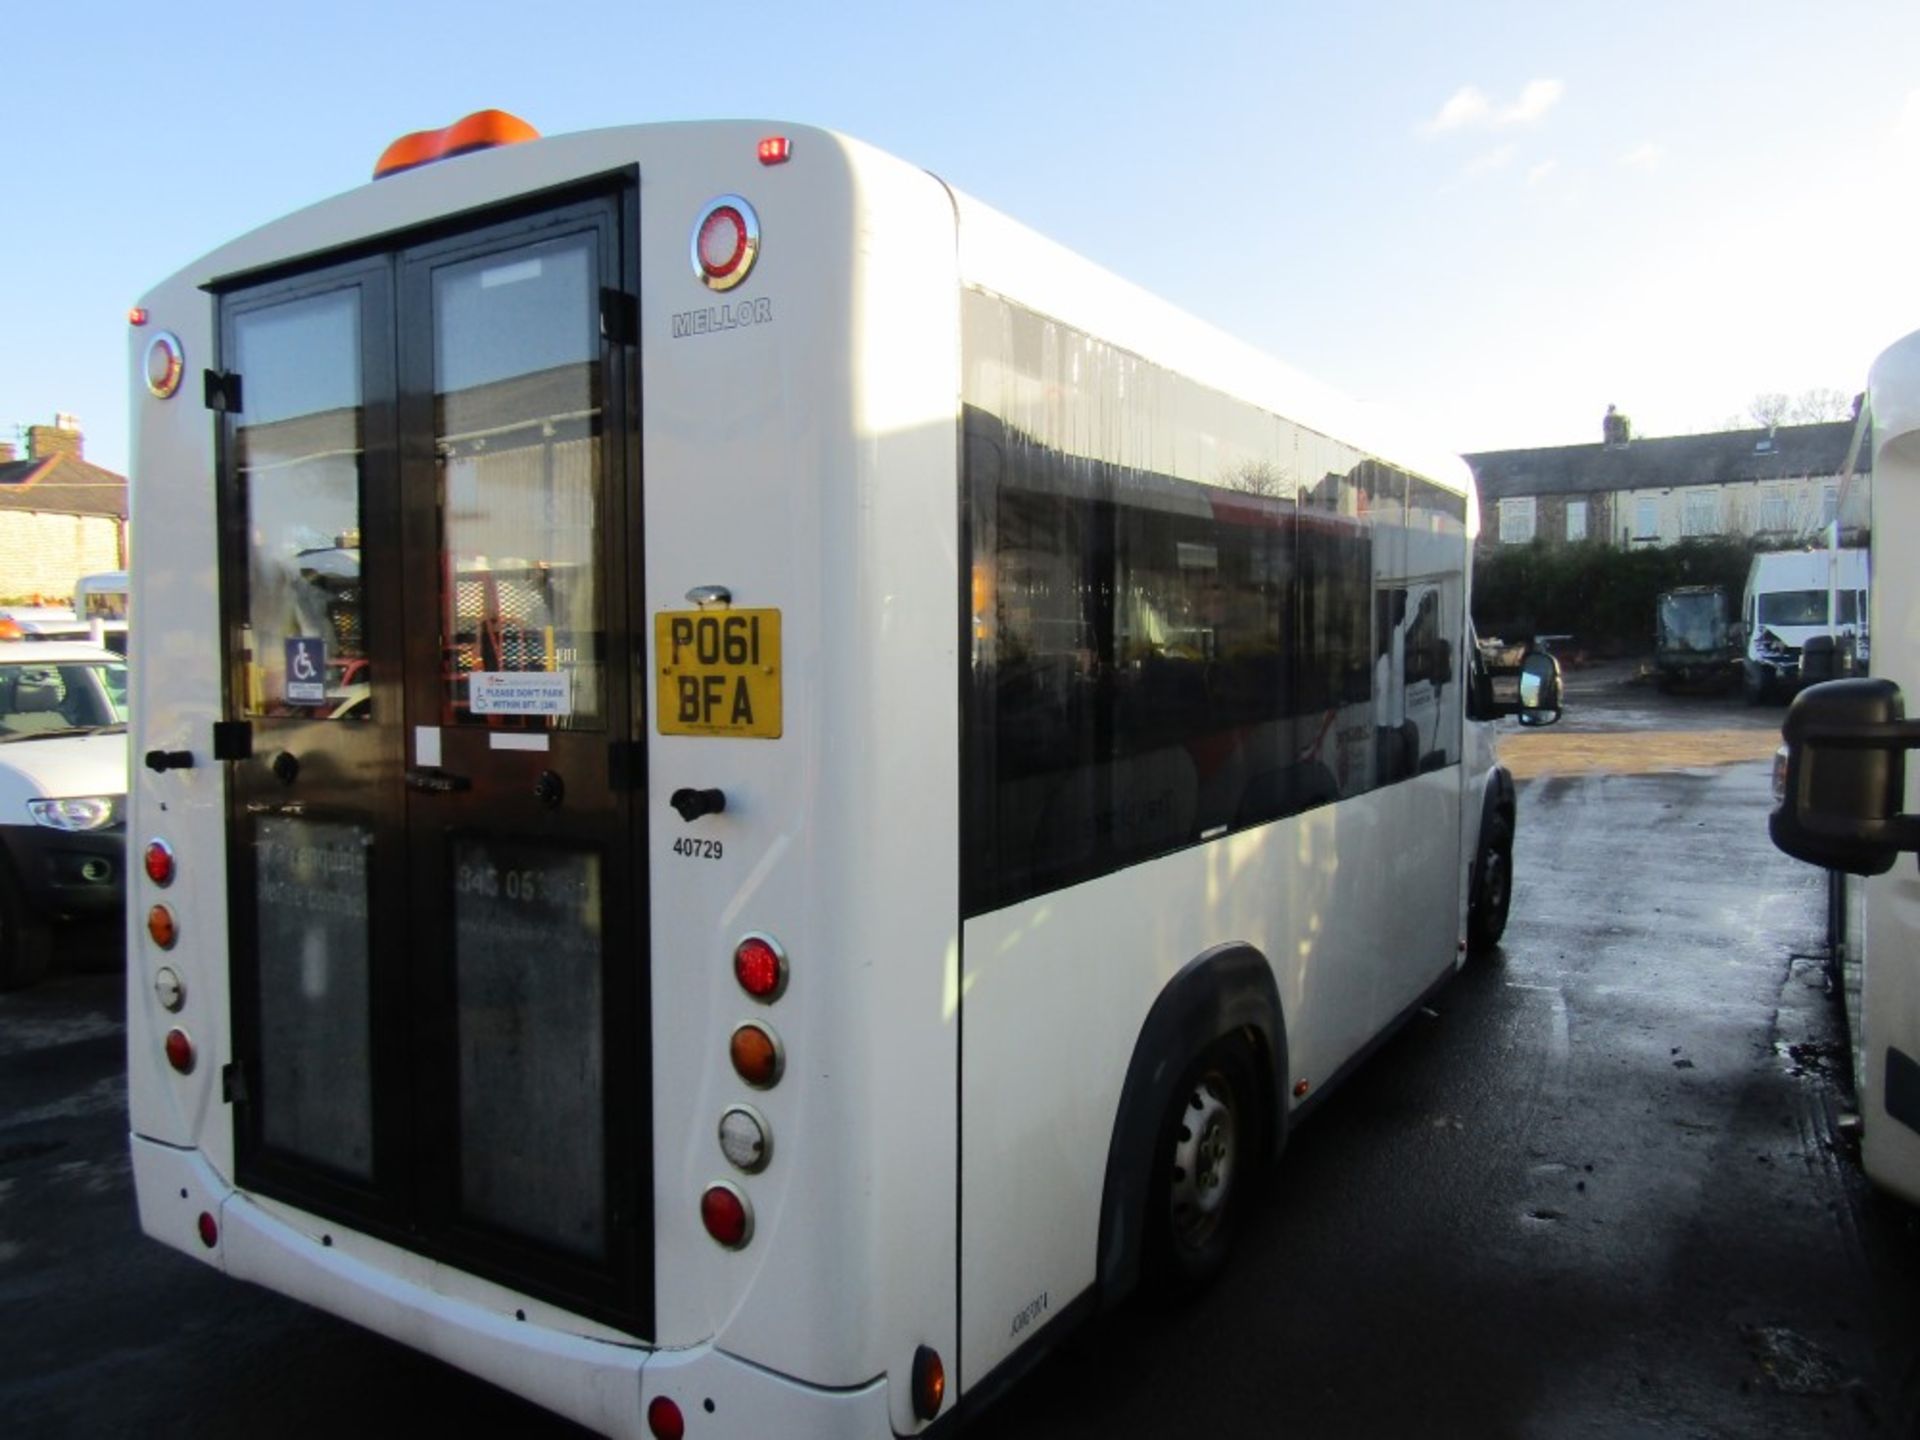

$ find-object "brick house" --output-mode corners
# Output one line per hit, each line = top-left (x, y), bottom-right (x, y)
(1465, 413), (1869, 554)
(0, 416), (129, 601)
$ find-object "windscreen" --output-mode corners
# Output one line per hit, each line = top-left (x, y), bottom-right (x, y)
(1658, 593), (1724, 651)
(1757, 590), (1862, 627)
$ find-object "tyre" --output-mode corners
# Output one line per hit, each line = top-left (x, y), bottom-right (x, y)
(1468, 815), (1513, 955)
(0, 859), (51, 991)
(1742, 662), (1769, 707)
(1144, 1038), (1265, 1297)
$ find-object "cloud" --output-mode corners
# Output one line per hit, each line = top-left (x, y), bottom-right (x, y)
(1527, 160), (1560, 186)
(1425, 86), (1491, 134)
(1420, 79), (1563, 136)
(1618, 142), (1665, 171)
(1466, 144), (1519, 176)
(1501, 80), (1564, 126)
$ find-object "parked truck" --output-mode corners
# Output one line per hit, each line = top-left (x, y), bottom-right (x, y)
(1654, 584), (1737, 691)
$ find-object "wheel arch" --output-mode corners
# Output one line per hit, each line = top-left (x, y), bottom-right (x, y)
(1095, 943), (1287, 1307)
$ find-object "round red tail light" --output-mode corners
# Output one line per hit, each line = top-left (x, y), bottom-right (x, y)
(700, 1183), (753, 1248)
(144, 839), (175, 887)
(197, 1211), (219, 1249)
(164, 1028), (195, 1074)
(646, 1397), (686, 1440)
(691, 196), (760, 292)
(733, 934), (787, 1002)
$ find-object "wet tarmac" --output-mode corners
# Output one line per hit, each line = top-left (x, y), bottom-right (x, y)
(2, 665), (1917, 1437)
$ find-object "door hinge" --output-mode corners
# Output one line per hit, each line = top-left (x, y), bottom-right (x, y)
(221, 1062), (251, 1105)
(203, 369), (243, 413)
(212, 720), (253, 761)
(600, 287), (638, 346)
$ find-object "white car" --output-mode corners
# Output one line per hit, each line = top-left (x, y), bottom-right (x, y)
(0, 641), (127, 988)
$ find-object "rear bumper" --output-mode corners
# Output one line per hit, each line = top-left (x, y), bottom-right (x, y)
(130, 1136), (893, 1438)
(0, 821), (124, 919)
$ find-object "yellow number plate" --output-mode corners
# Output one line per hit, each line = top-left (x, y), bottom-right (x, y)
(655, 608), (782, 738)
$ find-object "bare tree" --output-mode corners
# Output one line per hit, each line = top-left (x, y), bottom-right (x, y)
(1786, 387), (1852, 424)
(1720, 388), (1853, 431)
(1746, 392), (1791, 429)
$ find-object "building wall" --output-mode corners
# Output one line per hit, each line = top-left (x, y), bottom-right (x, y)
(1485, 472), (1866, 551)
(0, 512), (126, 601)
(1606, 472), (1868, 548)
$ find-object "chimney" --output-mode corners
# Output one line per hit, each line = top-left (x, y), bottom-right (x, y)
(0, 442), (15, 464)
(26, 414), (82, 460)
(1602, 405), (1631, 448)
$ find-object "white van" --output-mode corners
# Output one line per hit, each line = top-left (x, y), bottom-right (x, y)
(0, 641), (128, 988)
(1741, 547), (1869, 703)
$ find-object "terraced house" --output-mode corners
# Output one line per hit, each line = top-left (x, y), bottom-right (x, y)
(0, 416), (128, 600)
(1466, 411), (1869, 554)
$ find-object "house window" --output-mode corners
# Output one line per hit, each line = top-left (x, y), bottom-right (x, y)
(1634, 496), (1658, 539)
(1498, 496), (1535, 544)
(1822, 485), (1840, 526)
(1759, 488), (1791, 532)
(1682, 490), (1718, 537)
(1565, 500), (1587, 542)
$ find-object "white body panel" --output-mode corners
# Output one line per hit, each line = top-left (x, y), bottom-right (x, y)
(1860, 331), (1920, 1202)
(126, 119), (1500, 1435)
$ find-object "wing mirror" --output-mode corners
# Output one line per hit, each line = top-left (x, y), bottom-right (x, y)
(1770, 678), (1920, 875)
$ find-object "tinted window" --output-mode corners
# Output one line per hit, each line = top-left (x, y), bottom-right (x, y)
(962, 294), (1466, 914)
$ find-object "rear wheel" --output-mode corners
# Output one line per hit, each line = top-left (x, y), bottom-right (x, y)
(1743, 662), (1769, 706)
(1144, 1038), (1264, 1296)
(0, 860), (50, 991)
(1468, 815), (1513, 954)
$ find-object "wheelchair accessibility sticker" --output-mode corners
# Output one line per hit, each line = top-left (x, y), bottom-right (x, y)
(285, 637), (327, 705)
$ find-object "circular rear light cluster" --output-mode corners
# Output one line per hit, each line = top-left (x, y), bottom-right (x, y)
(646, 1396), (685, 1440)
(691, 195), (759, 292)
(164, 1028), (196, 1075)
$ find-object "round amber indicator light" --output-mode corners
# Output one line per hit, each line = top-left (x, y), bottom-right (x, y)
(147, 904), (179, 950)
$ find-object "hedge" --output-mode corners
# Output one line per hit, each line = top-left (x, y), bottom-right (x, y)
(1470, 538), (1762, 655)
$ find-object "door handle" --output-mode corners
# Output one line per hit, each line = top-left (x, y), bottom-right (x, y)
(405, 765), (472, 794)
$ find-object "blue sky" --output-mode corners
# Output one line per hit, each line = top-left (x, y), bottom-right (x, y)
(4, 1), (1917, 478)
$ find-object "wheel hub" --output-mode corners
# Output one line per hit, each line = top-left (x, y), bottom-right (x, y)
(1170, 1072), (1236, 1246)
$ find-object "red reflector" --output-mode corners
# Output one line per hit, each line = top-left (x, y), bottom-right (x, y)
(757, 136), (791, 165)
(700, 1184), (753, 1248)
(912, 1344), (946, 1421)
(165, 1028), (195, 1075)
(733, 934), (787, 1002)
(646, 1396), (686, 1440)
(197, 1211), (219, 1249)
(128, 306), (149, 326)
(145, 840), (175, 887)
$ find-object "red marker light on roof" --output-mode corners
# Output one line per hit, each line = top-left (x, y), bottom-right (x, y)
(757, 136), (791, 165)
(128, 307), (149, 327)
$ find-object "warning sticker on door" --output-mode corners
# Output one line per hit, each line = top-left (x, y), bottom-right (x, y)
(469, 671), (573, 717)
